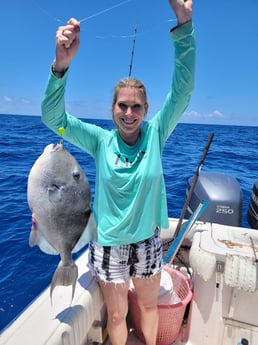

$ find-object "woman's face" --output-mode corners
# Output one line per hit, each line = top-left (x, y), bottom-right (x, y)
(112, 87), (148, 146)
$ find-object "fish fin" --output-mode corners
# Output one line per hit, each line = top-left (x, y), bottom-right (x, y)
(50, 261), (78, 303)
(72, 213), (98, 253)
(29, 230), (58, 255)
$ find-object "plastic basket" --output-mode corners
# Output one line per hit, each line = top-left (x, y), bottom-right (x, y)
(128, 266), (192, 345)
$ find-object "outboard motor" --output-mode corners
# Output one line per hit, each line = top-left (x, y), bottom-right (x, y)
(247, 181), (258, 229)
(186, 172), (242, 226)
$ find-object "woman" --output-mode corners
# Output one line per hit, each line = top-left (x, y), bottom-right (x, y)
(41, 1), (195, 344)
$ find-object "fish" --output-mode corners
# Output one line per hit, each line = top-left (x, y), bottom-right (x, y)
(27, 142), (97, 302)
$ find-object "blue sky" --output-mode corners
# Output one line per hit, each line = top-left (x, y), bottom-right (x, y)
(1, 0), (258, 126)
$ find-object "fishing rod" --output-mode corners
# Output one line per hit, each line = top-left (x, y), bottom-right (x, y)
(172, 132), (214, 240)
(128, 25), (137, 78)
(163, 132), (214, 265)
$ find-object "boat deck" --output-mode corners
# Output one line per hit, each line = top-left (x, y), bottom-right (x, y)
(103, 315), (185, 345)
(104, 330), (145, 345)
(104, 328), (184, 345)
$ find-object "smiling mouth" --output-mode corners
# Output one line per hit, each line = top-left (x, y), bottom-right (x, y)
(122, 118), (136, 125)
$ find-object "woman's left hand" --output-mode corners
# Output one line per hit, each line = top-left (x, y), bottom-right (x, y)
(168, 0), (192, 25)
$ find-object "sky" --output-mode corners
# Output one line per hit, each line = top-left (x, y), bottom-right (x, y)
(1, 0), (258, 126)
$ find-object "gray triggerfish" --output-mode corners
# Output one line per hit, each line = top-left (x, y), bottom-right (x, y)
(27, 142), (97, 302)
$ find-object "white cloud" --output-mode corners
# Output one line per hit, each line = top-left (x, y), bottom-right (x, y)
(208, 110), (224, 118)
(2, 95), (31, 105)
(3, 95), (12, 102)
(183, 110), (202, 118)
(181, 109), (225, 124)
(21, 98), (31, 104)
(0, 95), (36, 115)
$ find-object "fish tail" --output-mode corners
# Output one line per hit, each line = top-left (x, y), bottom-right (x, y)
(50, 261), (78, 303)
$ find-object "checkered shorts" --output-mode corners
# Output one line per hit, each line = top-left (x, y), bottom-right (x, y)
(88, 228), (162, 283)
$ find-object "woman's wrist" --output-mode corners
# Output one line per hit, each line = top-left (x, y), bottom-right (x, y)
(51, 62), (69, 78)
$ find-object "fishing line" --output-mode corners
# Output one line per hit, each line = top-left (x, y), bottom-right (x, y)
(94, 18), (177, 40)
(30, 0), (65, 24)
(31, 0), (176, 42)
(31, 0), (133, 26)
(79, 0), (133, 24)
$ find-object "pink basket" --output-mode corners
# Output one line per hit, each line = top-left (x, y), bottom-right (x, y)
(128, 266), (192, 345)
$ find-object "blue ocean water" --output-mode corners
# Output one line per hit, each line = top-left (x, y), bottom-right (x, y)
(0, 114), (257, 331)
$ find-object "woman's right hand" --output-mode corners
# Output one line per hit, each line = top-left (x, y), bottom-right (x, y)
(54, 18), (80, 72)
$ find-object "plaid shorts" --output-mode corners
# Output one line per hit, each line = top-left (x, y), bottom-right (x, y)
(88, 228), (162, 283)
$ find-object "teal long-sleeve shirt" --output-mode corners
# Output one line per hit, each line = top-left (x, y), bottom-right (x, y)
(41, 20), (195, 246)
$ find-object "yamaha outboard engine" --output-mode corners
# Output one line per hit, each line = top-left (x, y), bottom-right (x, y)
(186, 172), (243, 226)
(247, 181), (258, 229)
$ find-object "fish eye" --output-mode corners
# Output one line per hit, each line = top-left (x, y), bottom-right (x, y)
(73, 170), (80, 180)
